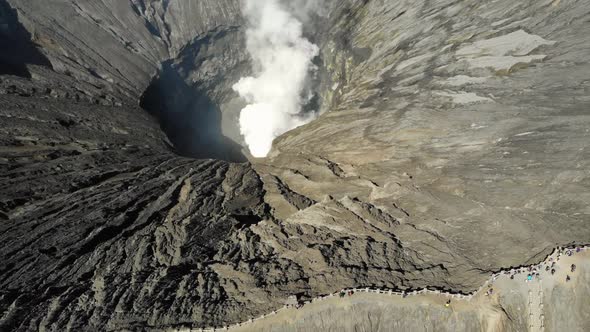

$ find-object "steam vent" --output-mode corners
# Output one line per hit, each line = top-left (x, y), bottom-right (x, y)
(1, 0), (589, 331)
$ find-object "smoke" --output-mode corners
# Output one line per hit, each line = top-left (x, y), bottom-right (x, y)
(233, 0), (320, 158)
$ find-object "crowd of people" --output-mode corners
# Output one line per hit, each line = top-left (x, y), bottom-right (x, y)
(496, 247), (582, 286)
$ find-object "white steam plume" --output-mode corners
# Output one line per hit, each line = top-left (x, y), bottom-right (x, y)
(233, 0), (320, 158)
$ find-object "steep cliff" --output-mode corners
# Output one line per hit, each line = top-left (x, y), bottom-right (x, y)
(0, 0), (589, 330)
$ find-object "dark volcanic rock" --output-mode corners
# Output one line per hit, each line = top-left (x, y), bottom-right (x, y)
(0, 0), (589, 331)
(0, 91), (283, 330)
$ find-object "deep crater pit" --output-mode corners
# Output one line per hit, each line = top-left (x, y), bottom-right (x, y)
(139, 5), (333, 163)
(139, 27), (250, 163)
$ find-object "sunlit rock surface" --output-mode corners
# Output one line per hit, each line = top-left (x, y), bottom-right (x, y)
(1, 0), (589, 330)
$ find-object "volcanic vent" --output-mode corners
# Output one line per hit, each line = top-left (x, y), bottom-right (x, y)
(140, 0), (330, 162)
(139, 28), (250, 162)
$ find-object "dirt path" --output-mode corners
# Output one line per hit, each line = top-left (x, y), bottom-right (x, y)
(528, 280), (543, 331)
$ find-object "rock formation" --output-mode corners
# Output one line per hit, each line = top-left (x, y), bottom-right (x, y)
(0, 0), (589, 330)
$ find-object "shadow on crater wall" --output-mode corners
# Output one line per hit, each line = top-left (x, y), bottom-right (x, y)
(0, 0), (52, 77)
(140, 61), (247, 162)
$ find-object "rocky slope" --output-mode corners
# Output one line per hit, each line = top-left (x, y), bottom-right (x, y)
(1, 0), (589, 330)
